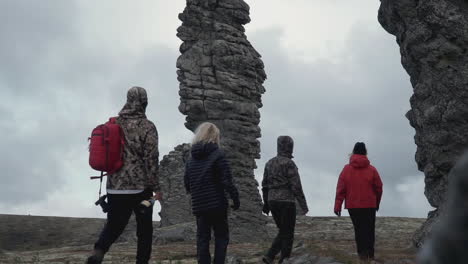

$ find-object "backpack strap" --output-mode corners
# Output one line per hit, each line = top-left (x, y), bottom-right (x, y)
(98, 171), (104, 198)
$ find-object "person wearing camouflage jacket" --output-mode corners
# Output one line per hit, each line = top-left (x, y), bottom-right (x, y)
(261, 136), (309, 264)
(108, 87), (160, 193)
(88, 86), (161, 264)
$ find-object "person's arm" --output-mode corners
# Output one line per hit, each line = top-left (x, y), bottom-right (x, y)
(261, 165), (270, 214)
(184, 161), (190, 194)
(373, 168), (383, 211)
(288, 161), (308, 215)
(216, 152), (240, 209)
(143, 122), (160, 193)
(334, 167), (346, 215)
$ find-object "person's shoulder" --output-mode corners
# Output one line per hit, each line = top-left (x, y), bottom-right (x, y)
(143, 118), (156, 127)
(213, 147), (225, 157)
(341, 164), (351, 172)
(285, 158), (297, 168)
(269, 156), (295, 167)
(140, 119), (157, 131)
(265, 156), (280, 166)
(369, 165), (379, 173)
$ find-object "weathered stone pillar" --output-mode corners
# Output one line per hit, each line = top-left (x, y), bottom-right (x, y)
(378, 0), (468, 246)
(160, 0), (268, 241)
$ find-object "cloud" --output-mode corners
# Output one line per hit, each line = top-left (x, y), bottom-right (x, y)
(0, 0), (191, 212)
(247, 0), (382, 61)
(250, 21), (431, 217)
(0, 0), (431, 219)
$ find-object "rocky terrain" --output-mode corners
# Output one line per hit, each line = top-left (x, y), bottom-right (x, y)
(0, 214), (423, 264)
(378, 0), (468, 246)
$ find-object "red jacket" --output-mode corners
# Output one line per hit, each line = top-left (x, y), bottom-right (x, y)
(334, 154), (383, 212)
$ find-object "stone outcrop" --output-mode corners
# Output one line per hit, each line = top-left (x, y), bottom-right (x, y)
(159, 0), (268, 238)
(378, 0), (468, 246)
(158, 144), (192, 227)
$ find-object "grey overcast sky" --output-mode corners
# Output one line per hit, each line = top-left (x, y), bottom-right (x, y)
(0, 0), (431, 219)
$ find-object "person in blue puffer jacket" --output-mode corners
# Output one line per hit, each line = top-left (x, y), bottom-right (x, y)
(184, 122), (240, 264)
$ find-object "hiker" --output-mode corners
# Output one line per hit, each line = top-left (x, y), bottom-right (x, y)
(334, 142), (383, 263)
(184, 122), (240, 264)
(261, 136), (309, 264)
(87, 86), (162, 264)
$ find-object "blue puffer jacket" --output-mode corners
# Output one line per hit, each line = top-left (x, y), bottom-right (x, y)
(184, 142), (239, 215)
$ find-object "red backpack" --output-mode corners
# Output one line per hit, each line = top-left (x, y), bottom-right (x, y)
(88, 117), (125, 195)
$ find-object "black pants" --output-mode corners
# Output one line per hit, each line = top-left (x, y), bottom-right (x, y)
(348, 208), (376, 260)
(196, 209), (229, 264)
(94, 191), (153, 264)
(267, 201), (296, 261)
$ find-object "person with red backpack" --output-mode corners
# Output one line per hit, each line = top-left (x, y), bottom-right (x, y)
(87, 86), (162, 264)
(334, 142), (383, 263)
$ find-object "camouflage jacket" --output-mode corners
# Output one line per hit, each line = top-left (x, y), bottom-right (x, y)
(106, 87), (160, 192)
(262, 136), (308, 213)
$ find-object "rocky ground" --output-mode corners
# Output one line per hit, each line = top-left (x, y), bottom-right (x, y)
(0, 214), (423, 264)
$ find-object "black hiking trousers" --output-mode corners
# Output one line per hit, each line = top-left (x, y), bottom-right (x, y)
(348, 208), (376, 260)
(94, 191), (153, 264)
(267, 201), (296, 261)
(196, 208), (230, 264)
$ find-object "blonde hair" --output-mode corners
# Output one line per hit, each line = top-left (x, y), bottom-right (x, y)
(192, 122), (220, 145)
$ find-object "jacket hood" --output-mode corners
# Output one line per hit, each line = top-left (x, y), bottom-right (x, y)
(277, 136), (294, 158)
(119, 86), (148, 119)
(349, 154), (370, 168)
(191, 142), (219, 160)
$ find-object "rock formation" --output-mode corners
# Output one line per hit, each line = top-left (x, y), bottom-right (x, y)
(419, 151), (468, 264)
(158, 144), (191, 227)
(160, 0), (268, 239)
(378, 0), (468, 246)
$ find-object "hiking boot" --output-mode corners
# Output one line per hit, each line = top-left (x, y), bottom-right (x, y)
(262, 255), (274, 264)
(86, 249), (104, 264)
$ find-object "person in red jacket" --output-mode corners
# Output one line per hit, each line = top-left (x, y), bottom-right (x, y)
(334, 142), (383, 262)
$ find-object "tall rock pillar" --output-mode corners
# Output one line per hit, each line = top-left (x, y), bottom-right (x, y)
(161, 0), (268, 240)
(378, 0), (468, 246)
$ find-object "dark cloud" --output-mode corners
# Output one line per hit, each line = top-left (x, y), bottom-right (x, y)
(0, 1), (186, 207)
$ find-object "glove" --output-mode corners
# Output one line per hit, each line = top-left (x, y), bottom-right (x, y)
(231, 198), (240, 211)
(262, 203), (270, 215)
(334, 211), (341, 217)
